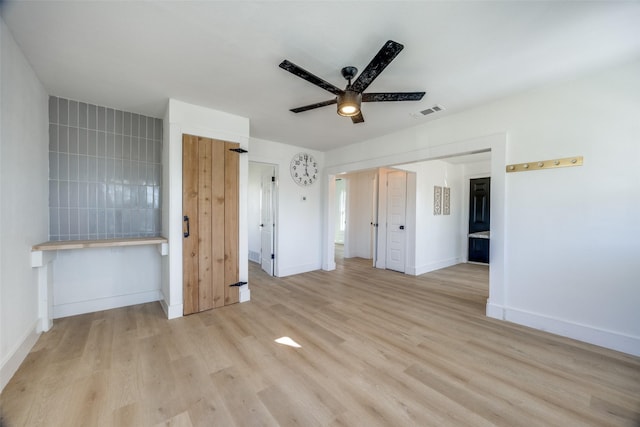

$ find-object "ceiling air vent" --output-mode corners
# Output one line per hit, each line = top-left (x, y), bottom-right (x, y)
(419, 104), (445, 116)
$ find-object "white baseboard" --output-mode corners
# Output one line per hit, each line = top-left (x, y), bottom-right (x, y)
(486, 301), (506, 320)
(53, 290), (161, 319)
(322, 260), (336, 271)
(1, 321), (40, 392)
(158, 290), (183, 319)
(167, 303), (183, 319)
(159, 286), (248, 317)
(248, 250), (260, 264)
(410, 257), (461, 276)
(277, 262), (322, 278)
(495, 305), (640, 357)
(240, 286), (251, 303)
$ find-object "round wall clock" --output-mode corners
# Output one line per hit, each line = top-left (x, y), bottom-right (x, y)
(290, 152), (319, 186)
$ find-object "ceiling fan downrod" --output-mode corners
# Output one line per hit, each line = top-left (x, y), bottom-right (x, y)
(341, 66), (358, 87)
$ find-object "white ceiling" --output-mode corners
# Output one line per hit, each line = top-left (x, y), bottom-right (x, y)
(3, 1), (639, 152)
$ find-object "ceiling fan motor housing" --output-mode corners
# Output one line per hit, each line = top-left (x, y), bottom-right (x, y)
(337, 90), (362, 117)
(341, 66), (358, 82)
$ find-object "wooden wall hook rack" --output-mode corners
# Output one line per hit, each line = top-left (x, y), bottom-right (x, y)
(506, 156), (583, 173)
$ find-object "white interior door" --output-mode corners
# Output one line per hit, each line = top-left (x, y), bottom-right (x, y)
(371, 172), (379, 267)
(386, 170), (407, 272)
(260, 169), (275, 276)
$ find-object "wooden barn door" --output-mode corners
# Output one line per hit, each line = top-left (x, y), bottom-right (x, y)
(182, 134), (239, 315)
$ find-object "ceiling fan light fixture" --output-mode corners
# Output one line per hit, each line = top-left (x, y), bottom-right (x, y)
(281, 40), (423, 124)
(337, 91), (361, 117)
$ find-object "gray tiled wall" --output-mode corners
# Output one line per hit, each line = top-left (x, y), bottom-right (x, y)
(48, 96), (162, 241)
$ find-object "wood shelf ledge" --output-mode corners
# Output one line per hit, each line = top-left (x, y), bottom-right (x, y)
(32, 237), (168, 252)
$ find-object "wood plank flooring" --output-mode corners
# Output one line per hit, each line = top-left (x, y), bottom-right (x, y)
(2, 257), (639, 426)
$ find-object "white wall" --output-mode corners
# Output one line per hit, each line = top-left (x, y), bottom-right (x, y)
(398, 160), (464, 275)
(249, 138), (324, 277)
(0, 18), (49, 390)
(463, 160), (491, 179)
(162, 99), (250, 318)
(324, 59), (640, 356)
(52, 246), (162, 318)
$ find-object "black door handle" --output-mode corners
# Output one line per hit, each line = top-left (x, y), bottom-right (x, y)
(183, 215), (190, 238)
(399, 225), (405, 230)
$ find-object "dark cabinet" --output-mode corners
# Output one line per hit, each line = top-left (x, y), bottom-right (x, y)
(468, 237), (490, 263)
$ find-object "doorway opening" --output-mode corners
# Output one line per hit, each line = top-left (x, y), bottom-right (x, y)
(334, 167), (417, 273)
(332, 152), (492, 276)
(468, 177), (491, 264)
(334, 178), (346, 260)
(248, 162), (278, 276)
(323, 133), (505, 320)
(333, 169), (381, 268)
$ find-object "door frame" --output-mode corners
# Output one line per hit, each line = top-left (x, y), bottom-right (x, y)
(162, 105), (250, 321)
(249, 161), (279, 277)
(322, 133), (507, 321)
(371, 172), (379, 267)
(260, 164), (277, 276)
(384, 170), (408, 273)
(372, 168), (415, 272)
(338, 171), (379, 261)
(463, 173), (492, 263)
(182, 134), (240, 314)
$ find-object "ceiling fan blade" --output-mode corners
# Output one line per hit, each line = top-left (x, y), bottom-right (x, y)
(351, 111), (364, 124)
(362, 92), (426, 102)
(279, 60), (343, 96)
(351, 40), (404, 93)
(290, 98), (337, 113)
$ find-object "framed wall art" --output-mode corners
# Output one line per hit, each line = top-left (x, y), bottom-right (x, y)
(433, 186), (442, 215)
(443, 187), (451, 215)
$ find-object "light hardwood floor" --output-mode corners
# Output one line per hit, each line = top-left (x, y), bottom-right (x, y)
(2, 258), (639, 426)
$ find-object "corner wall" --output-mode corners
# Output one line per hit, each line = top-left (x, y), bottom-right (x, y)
(46, 97), (165, 319)
(248, 162), (276, 264)
(161, 99), (250, 318)
(398, 160), (465, 275)
(249, 138), (324, 277)
(325, 59), (640, 356)
(0, 18), (49, 390)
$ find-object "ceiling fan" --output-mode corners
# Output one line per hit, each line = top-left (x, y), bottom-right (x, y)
(279, 40), (425, 124)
